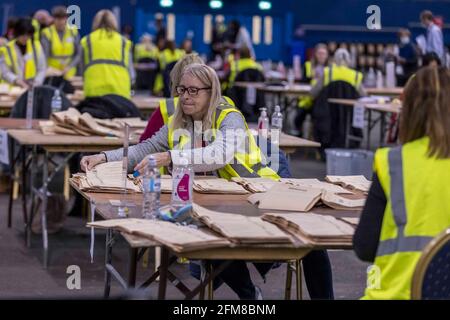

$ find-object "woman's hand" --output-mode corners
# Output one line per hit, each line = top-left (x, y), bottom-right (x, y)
(80, 153), (107, 172)
(134, 152), (171, 176)
(15, 79), (30, 90)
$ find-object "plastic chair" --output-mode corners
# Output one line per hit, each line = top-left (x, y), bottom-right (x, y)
(411, 228), (450, 300)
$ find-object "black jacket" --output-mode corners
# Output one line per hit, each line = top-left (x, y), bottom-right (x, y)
(11, 85), (72, 119)
(228, 68), (265, 123)
(75, 94), (141, 119)
(311, 81), (362, 150)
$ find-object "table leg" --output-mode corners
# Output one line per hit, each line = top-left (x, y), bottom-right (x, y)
(41, 150), (49, 268)
(366, 109), (372, 150)
(157, 247), (170, 300)
(104, 229), (113, 298)
(284, 262), (293, 300)
(26, 145), (37, 248)
(127, 248), (138, 288)
(21, 147), (28, 236)
(295, 260), (303, 300)
(7, 142), (16, 228)
(345, 109), (351, 148)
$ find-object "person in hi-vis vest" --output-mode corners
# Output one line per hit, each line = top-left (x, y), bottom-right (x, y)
(140, 53), (235, 142)
(41, 6), (81, 80)
(228, 46), (263, 88)
(80, 64), (279, 300)
(80, 63), (279, 182)
(310, 48), (365, 98)
(296, 43), (329, 135)
(354, 66), (450, 299)
(0, 17), (46, 89)
(80, 10), (135, 99)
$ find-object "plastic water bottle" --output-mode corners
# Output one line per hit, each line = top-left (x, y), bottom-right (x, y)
(51, 89), (62, 113)
(271, 105), (283, 145)
(365, 68), (376, 88)
(142, 155), (161, 219)
(258, 108), (269, 131)
(171, 152), (193, 208)
(271, 105), (283, 131)
(287, 68), (295, 87)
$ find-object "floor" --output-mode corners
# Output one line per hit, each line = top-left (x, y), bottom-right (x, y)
(0, 149), (370, 299)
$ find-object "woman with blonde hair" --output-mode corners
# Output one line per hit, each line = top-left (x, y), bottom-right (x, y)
(81, 63), (278, 179)
(80, 9), (135, 99)
(139, 53), (205, 141)
(81, 64), (279, 299)
(354, 66), (450, 299)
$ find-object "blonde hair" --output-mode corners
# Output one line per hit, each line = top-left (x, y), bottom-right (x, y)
(92, 10), (118, 32)
(169, 53), (204, 96)
(171, 63), (222, 132)
(400, 67), (450, 158)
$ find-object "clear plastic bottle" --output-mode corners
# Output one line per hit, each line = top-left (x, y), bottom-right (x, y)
(287, 68), (295, 87)
(51, 89), (62, 113)
(258, 108), (269, 131)
(365, 67), (377, 88)
(142, 155), (161, 219)
(271, 105), (283, 145)
(171, 152), (193, 208)
(271, 105), (283, 131)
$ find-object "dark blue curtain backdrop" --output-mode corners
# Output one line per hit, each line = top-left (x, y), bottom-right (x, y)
(2, 0), (449, 62)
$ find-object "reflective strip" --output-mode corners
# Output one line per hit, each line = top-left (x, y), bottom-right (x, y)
(219, 96), (229, 105)
(230, 162), (259, 178)
(376, 147), (432, 257)
(31, 40), (38, 67)
(50, 54), (73, 59)
(389, 147), (407, 226)
(86, 35), (93, 64)
(377, 234), (434, 256)
(355, 72), (360, 85)
(84, 34), (126, 70)
(5, 44), (17, 75)
(166, 98), (175, 117)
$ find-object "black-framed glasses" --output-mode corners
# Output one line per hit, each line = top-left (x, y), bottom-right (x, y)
(175, 86), (211, 96)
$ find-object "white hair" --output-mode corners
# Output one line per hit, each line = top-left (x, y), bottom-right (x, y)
(334, 48), (351, 66)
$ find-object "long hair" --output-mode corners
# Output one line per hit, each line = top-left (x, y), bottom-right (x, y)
(169, 53), (204, 96)
(311, 43), (328, 67)
(92, 10), (118, 33)
(170, 63), (222, 132)
(400, 66), (450, 158)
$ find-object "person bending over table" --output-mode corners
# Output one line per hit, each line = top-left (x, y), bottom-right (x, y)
(81, 63), (280, 299)
(0, 17), (46, 89)
(354, 66), (450, 299)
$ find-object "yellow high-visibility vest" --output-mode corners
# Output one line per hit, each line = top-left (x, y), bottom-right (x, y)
(159, 48), (184, 71)
(32, 19), (41, 42)
(363, 136), (450, 299)
(229, 58), (263, 87)
(160, 96), (235, 125)
(42, 25), (78, 79)
(167, 103), (280, 180)
(0, 38), (43, 81)
(323, 64), (363, 87)
(134, 43), (158, 61)
(81, 28), (132, 98)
